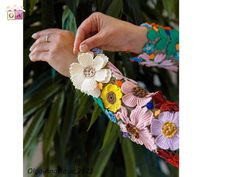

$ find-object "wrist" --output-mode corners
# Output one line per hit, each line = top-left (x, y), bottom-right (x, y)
(127, 26), (147, 54)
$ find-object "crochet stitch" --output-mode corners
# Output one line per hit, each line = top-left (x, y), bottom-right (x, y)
(70, 51), (179, 168)
(130, 22), (179, 72)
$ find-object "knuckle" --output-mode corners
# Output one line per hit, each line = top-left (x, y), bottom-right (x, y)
(91, 12), (103, 21)
(55, 34), (62, 41)
(64, 30), (73, 36)
(99, 32), (106, 39)
(92, 12), (102, 17)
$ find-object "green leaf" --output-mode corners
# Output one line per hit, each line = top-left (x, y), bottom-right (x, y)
(91, 125), (119, 177)
(87, 104), (102, 131)
(61, 88), (76, 146)
(162, 0), (175, 18)
(24, 70), (57, 100)
(24, 108), (46, 155)
(132, 144), (157, 177)
(155, 39), (168, 51)
(24, 83), (61, 118)
(121, 138), (137, 177)
(29, 0), (38, 15)
(59, 87), (77, 165)
(159, 27), (169, 39)
(166, 42), (176, 56)
(170, 29), (179, 43)
(75, 94), (91, 123)
(106, 0), (123, 18)
(100, 121), (113, 151)
(64, 0), (80, 15)
(62, 5), (77, 34)
(43, 92), (64, 155)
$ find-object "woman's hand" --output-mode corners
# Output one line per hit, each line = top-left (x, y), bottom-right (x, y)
(73, 12), (148, 54)
(29, 29), (76, 77)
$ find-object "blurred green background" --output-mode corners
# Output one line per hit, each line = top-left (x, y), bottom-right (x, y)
(23, 0), (179, 177)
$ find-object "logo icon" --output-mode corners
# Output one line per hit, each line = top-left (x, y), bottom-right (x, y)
(7, 5), (25, 20)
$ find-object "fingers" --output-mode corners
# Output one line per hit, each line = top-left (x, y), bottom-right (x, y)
(74, 18), (93, 54)
(29, 39), (51, 62)
(30, 34), (55, 51)
(32, 28), (58, 39)
(79, 32), (104, 52)
(74, 12), (102, 54)
(30, 42), (50, 54)
(29, 51), (49, 62)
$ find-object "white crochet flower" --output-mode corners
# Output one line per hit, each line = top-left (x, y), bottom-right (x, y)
(69, 52), (111, 97)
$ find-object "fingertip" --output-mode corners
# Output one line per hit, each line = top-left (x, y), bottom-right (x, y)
(29, 53), (34, 62)
(32, 33), (38, 39)
(79, 44), (88, 52)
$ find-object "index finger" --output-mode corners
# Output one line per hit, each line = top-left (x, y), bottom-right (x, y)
(73, 15), (95, 54)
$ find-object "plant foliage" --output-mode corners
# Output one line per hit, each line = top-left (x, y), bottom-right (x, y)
(23, 0), (179, 177)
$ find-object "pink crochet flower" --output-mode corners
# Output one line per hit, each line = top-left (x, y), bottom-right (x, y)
(116, 106), (157, 151)
(151, 111), (179, 151)
(121, 81), (152, 107)
(154, 53), (166, 63)
(107, 62), (137, 84)
(107, 62), (124, 80)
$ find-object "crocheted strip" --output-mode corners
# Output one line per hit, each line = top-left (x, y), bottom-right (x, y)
(69, 51), (179, 167)
(130, 22), (179, 72)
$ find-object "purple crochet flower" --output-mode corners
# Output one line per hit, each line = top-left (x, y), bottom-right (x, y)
(151, 111), (179, 151)
(138, 53), (178, 72)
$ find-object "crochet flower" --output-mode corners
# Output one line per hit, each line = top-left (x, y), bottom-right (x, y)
(153, 91), (179, 112)
(157, 149), (179, 168)
(107, 62), (124, 80)
(154, 53), (166, 63)
(107, 62), (137, 84)
(116, 106), (157, 151)
(93, 97), (117, 123)
(69, 52), (111, 97)
(138, 53), (178, 72)
(151, 112), (179, 151)
(143, 43), (154, 54)
(104, 110), (117, 123)
(100, 84), (122, 113)
(121, 81), (152, 107)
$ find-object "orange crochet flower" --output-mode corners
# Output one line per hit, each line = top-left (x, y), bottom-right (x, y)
(163, 26), (172, 30)
(149, 53), (155, 60)
(115, 80), (123, 87)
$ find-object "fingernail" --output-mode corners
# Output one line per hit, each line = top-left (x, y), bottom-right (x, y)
(32, 33), (37, 39)
(29, 46), (33, 51)
(80, 44), (88, 52)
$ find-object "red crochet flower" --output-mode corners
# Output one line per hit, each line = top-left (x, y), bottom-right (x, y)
(157, 149), (179, 168)
(152, 91), (179, 112)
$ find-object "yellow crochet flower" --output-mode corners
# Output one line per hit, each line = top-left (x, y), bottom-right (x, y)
(100, 84), (122, 113)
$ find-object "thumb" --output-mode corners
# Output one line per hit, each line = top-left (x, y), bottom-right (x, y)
(79, 33), (104, 52)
